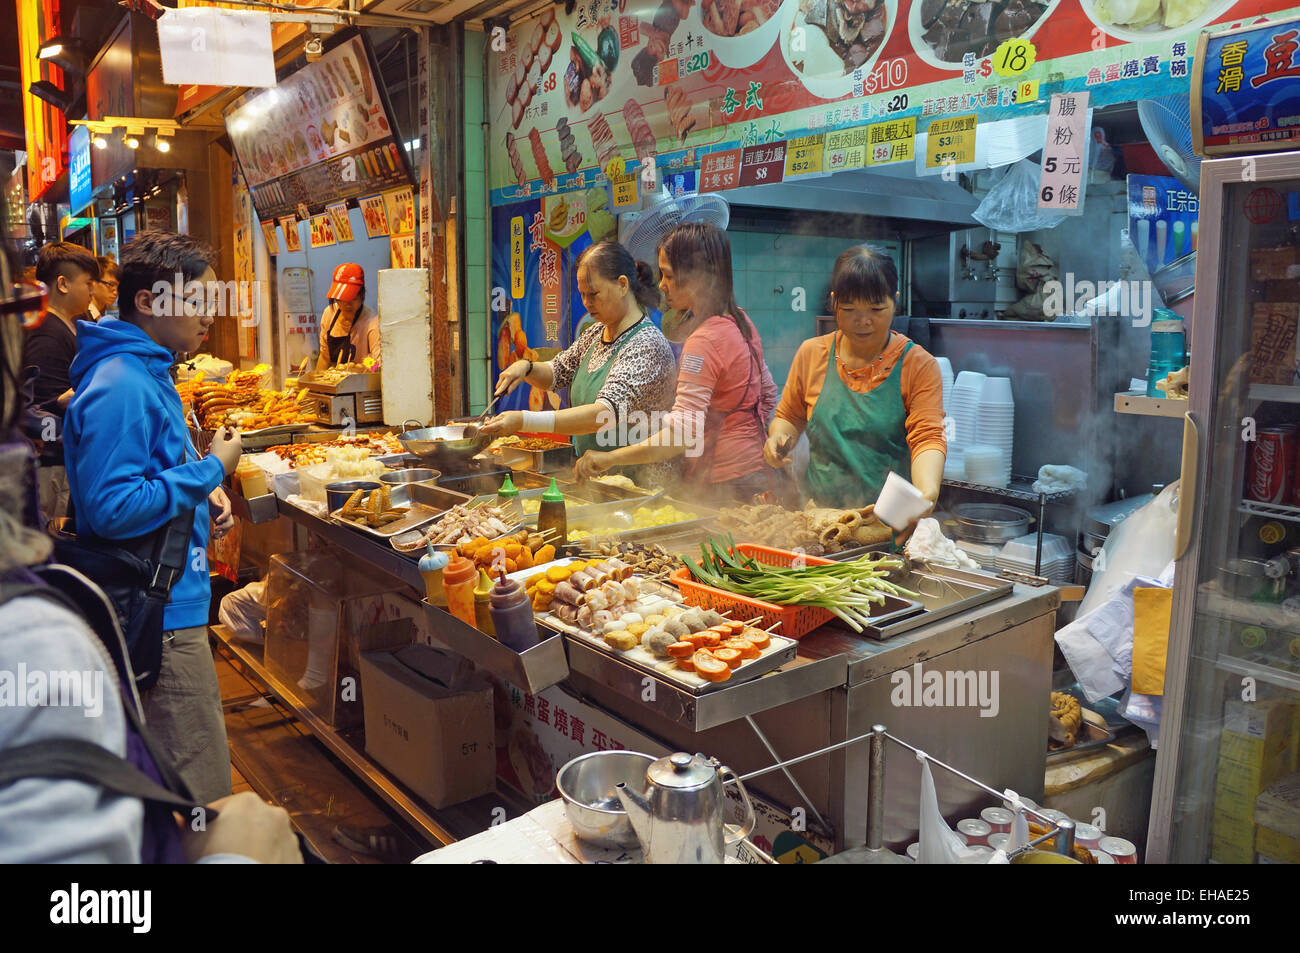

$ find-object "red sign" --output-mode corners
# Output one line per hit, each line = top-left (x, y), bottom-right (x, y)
(737, 142), (787, 188)
(16, 0), (67, 201)
(699, 148), (741, 192)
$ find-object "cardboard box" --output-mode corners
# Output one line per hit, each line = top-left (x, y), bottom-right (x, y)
(1255, 824), (1300, 863)
(1255, 771), (1300, 841)
(1224, 698), (1295, 741)
(1250, 245), (1300, 281)
(1210, 838), (1255, 864)
(1249, 303), (1298, 386)
(360, 644), (495, 809)
(1216, 745), (1290, 805)
(1211, 810), (1255, 850)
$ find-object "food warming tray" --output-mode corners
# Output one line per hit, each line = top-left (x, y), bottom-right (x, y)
(508, 561), (797, 695)
(329, 484), (470, 540)
(852, 564), (1015, 640)
(299, 370), (382, 395)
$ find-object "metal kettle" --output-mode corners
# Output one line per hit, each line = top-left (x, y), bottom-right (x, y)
(615, 752), (756, 864)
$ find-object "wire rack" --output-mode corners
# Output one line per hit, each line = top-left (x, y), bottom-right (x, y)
(942, 475), (1080, 576)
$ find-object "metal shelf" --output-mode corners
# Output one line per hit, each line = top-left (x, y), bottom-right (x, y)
(1213, 654), (1300, 694)
(1249, 384), (1300, 403)
(1240, 499), (1300, 524)
(1113, 391), (1188, 419)
(941, 476), (1077, 504)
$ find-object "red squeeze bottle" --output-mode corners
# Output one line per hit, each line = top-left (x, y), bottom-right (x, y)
(489, 570), (540, 652)
(442, 556), (480, 629)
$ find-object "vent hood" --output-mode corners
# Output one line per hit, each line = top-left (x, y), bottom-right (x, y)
(721, 165), (981, 230)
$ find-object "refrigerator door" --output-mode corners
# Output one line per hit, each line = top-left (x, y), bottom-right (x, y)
(1148, 152), (1300, 864)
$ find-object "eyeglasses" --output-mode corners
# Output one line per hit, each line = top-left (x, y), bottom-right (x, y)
(96, 278), (119, 290)
(1, 281), (50, 329)
(159, 293), (219, 319)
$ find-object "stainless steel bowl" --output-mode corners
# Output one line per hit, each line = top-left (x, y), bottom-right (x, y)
(952, 503), (1033, 543)
(379, 467), (440, 486)
(556, 750), (654, 849)
(325, 480), (381, 512)
(397, 419), (491, 469)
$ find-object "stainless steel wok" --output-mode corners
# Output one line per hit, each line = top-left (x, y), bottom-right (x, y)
(397, 419), (492, 469)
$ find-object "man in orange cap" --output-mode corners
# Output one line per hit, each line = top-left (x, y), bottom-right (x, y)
(316, 261), (380, 370)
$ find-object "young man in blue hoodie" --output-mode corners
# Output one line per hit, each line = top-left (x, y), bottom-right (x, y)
(63, 230), (242, 804)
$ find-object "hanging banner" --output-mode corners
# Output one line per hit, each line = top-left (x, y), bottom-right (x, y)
(309, 213), (337, 247)
(487, 0), (1300, 204)
(1193, 14), (1300, 155)
(260, 219), (280, 255)
(280, 215), (302, 253)
(390, 233), (416, 268)
(1039, 92), (1089, 212)
(359, 193), (390, 237)
(327, 201), (355, 243)
(925, 114), (978, 168)
(1128, 174), (1199, 273)
(866, 116), (916, 165)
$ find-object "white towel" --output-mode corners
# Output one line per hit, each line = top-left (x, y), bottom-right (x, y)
(1032, 464), (1088, 494)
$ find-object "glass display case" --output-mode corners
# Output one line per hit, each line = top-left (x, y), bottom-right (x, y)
(1148, 151), (1300, 864)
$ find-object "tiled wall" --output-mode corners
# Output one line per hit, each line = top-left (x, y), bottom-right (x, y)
(464, 30), (491, 414)
(727, 230), (900, 389)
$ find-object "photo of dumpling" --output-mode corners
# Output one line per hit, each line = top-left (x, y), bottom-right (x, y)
(1082, 0), (1225, 39)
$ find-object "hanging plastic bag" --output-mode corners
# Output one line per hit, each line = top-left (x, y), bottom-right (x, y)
(1078, 482), (1180, 618)
(973, 159), (1069, 233)
(1005, 790), (1032, 852)
(916, 754), (991, 864)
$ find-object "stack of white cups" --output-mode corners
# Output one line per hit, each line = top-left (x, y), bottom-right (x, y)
(948, 371), (986, 449)
(973, 376), (1014, 487)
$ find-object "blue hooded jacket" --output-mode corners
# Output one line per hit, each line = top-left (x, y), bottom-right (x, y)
(64, 319), (227, 631)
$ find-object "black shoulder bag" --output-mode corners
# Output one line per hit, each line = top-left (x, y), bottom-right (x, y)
(46, 449), (197, 692)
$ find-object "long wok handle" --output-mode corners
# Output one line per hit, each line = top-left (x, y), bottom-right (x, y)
(718, 765), (756, 846)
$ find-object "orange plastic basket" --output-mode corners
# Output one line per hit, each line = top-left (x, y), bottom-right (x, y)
(668, 544), (836, 640)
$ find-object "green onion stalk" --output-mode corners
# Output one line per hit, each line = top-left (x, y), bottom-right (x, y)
(684, 534), (920, 633)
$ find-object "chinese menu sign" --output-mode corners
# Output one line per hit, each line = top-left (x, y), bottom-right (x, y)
(1194, 15), (1300, 155)
(488, 0), (1300, 204)
(225, 34), (412, 221)
(1039, 92), (1088, 213)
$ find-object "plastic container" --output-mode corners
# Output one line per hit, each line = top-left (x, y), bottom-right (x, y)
(957, 818), (991, 846)
(980, 376), (1014, 405)
(418, 541), (449, 605)
(442, 555), (480, 629)
(489, 569), (541, 652)
(536, 477), (567, 548)
(1146, 312), (1186, 398)
(235, 458), (268, 498)
(669, 544), (837, 639)
(874, 470), (931, 531)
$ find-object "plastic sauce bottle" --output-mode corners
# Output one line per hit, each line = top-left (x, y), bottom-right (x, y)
(497, 473), (522, 521)
(474, 569), (497, 637)
(234, 458), (268, 498)
(489, 569), (540, 652)
(442, 555), (480, 629)
(536, 477), (567, 549)
(418, 542), (449, 605)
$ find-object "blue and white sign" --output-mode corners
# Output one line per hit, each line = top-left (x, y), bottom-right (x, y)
(68, 126), (93, 218)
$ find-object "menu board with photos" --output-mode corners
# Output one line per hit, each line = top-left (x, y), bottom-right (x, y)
(225, 33), (412, 222)
(487, 0), (1300, 204)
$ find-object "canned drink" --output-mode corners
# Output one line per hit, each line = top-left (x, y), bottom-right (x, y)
(1074, 823), (1104, 849)
(956, 818), (991, 846)
(1036, 808), (1070, 826)
(987, 832), (1011, 851)
(1094, 850), (1116, 864)
(1099, 835), (1137, 863)
(1247, 428), (1295, 503)
(980, 806), (1014, 833)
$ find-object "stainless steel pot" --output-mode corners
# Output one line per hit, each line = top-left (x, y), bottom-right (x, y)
(952, 503), (1033, 543)
(379, 467), (441, 485)
(397, 419), (491, 470)
(556, 750), (655, 849)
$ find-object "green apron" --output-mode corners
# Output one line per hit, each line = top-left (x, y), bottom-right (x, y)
(571, 320), (653, 477)
(804, 334), (913, 509)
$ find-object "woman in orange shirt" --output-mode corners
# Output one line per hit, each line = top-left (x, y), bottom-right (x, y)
(765, 245), (946, 512)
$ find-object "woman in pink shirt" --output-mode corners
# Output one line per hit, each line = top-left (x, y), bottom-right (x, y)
(574, 223), (778, 500)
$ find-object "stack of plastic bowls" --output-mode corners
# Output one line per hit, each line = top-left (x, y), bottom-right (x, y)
(963, 445), (1006, 488)
(935, 357), (955, 412)
(949, 371), (986, 450)
(974, 376), (1014, 486)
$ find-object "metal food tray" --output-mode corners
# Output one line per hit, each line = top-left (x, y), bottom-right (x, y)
(853, 564), (1015, 640)
(509, 562), (795, 694)
(1045, 720), (1117, 764)
(299, 371), (382, 395)
(564, 498), (718, 544)
(503, 441), (575, 473)
(329, 484), (469, 540)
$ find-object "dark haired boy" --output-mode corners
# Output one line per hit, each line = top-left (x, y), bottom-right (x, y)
(64, 230), (240, 803)
(24, 241), (99, 519)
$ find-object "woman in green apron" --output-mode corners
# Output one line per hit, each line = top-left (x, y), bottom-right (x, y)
(765, 245), (947, 530)
(482, 242), (678, 487)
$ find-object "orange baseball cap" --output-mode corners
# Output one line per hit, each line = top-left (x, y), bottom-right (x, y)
(328, 262), (365, 301)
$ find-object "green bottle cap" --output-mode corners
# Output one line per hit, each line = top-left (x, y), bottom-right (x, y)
(498, 474), (519, 499)
(542, 476), (564, 502)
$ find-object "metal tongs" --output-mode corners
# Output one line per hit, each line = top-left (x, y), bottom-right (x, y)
(461, 391), (505, 439)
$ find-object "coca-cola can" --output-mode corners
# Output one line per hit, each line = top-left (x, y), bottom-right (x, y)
(1247, 428), (1295, 503)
